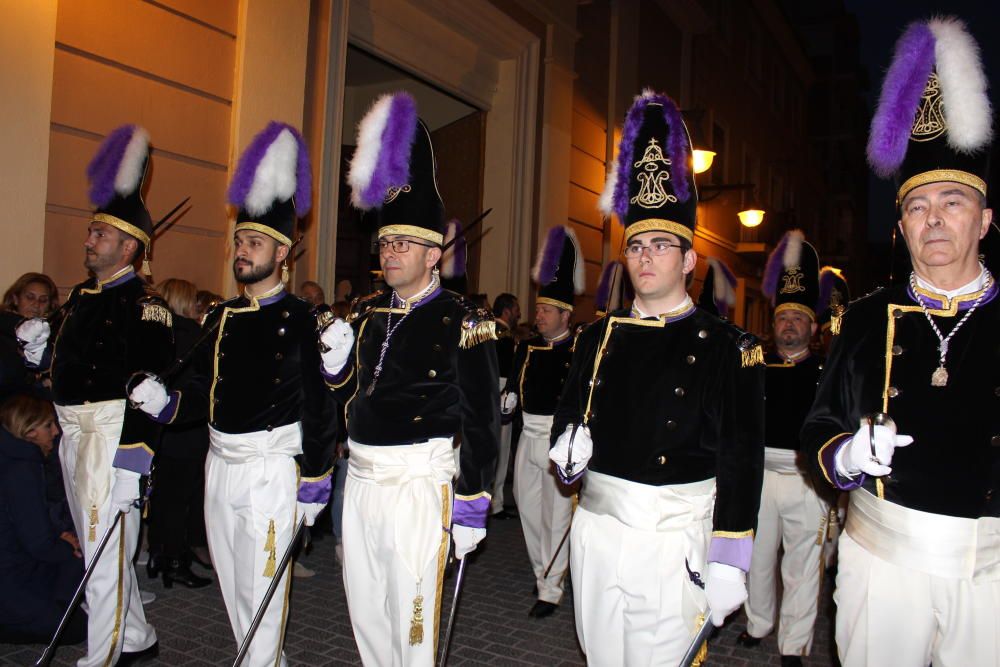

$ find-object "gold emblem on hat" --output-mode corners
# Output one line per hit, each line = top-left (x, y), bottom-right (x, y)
(384, 183), (412, 204)
(911, 72), (946, 142)
(631, 138), (677, 209)
(780, 267), (806, 294)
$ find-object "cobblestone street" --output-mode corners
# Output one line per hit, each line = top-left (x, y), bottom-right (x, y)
(2, 512), (840, 666)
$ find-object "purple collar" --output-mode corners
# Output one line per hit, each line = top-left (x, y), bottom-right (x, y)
(393, 286), (441, 311)
(907, 279), (998, 312)
(99, 267), (137, 290)
(257, 289), (287, 307)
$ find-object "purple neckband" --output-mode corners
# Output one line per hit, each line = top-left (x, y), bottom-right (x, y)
(907, 279), (998, 311)
(257, 289), (287, 307)
(103, 269), (137, 289)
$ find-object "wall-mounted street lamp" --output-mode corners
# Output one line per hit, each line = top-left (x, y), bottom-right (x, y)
(699, 182), (766, 228)
(737, 207), (765, 228)
(682, 109), (715, 175)
(692, 149), (716, 175)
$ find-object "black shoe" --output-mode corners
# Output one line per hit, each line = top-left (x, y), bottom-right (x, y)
(736, 631), (762, 648)
(780, 657), (803, 667)
(117, 641), (159, 666)
(189, 547), (214, 571)
(491, 509), (519, 520)
(162, 560), (212, 589)
(528, 601), (558, 618)
(145, 553), (160, 580)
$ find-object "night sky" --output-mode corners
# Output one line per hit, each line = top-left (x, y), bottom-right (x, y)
(843, 1), (1000, 243)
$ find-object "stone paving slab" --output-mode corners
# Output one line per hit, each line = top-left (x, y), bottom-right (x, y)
(1, 516), (839, 666)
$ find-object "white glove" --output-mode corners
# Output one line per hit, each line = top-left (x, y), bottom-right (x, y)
(549, 423), (593, 475)
(320, 319), (354, 375)
(836, 424), (914, 478)
(111, 469), (141, 514)
(452, 525), (486, 560)
(500, 392), (518, 414)
(297, 502), (325, 527)
(130, 377), (169, 416)
(16, 318), (50, 365)
(704, 562), (747, 626)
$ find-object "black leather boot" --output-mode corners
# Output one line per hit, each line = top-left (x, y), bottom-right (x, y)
(145, 552), (161, 580)
(162, 559), (212, 589)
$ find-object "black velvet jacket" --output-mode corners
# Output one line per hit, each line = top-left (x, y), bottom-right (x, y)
(328, 288), (500, 498)
(48, 269), (174, 465)
(553, 304), (765, 537)
(495, 320), (516, 381)
(803, 281), (1000, 519)
(167, 287), (336, 480)
(765, 351), (823, 451)
(504, 333), (574, 416)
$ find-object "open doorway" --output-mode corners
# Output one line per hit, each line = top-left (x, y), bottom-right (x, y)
(334, 46), (485, 304)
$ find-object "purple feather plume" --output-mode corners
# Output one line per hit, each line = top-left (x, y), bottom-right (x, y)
(611, 90), (691, 220)
(762, 233), (791, 302)
(867, 22), (936, 177)
(87, 125), (136, 207)
(360, 94), (418, 209)
(533, 225), (568, 286)
(226, 121), (313, 215)
(595, 261), (620, 311)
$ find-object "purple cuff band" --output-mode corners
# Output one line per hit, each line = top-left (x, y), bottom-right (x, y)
(113, 446), (153, 476)
(707, 536), (754, 572)
(557, 466), (586, 485)
(151, 392), (180, 425)
(453, 495), (491, 528)
(821, 436), (864, 491)
(297, 476), (332, 504)
(320, 361), (351, 385)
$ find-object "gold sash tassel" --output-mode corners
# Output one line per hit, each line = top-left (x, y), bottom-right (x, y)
(409, 592), (425, 645)
(263, 519), (277, 577)
(692, 613), (709, 666)
(89, 505), (98, 542)
(741, 344), (765, 368)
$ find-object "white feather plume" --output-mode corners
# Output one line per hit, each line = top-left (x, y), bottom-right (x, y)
(244, 129), (298, 216)
(347, 95), (392, 208)
(708, 258), (736, 306)
(598, 168), (617, 217)
(930, 16), (993, 152)
(783, 229), (804, 269)
(564, 226), (586, 295)
(115, 127), (149, 196)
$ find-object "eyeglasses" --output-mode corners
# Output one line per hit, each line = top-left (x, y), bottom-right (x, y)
(623, 242), (684, 259)
(378, 239), (435, 254)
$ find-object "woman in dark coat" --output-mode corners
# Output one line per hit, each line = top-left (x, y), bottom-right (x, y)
(0, 393), (85, 644)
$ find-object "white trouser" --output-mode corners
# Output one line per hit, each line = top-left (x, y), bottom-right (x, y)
(834, 490), (1000, 667)
(205, 423), (302, 667)
(56, 400), (156, 667)
(343, 438), (455, 667)
(490, 376), (512, 514)
(744, 449), (828, 655)
(512, 412), (573, 603)
(571, 471), (714, 666)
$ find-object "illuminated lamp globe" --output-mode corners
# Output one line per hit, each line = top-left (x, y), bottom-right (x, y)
(738, 208), (765, 228)
(692, 149), (716, 174)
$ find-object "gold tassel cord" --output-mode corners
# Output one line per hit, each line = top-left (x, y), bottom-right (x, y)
(141, 256), (152, 276)
(831, 311), (843, 335)
(692, 613), (709, 667)
(741, 343), (765, 368)
(89, 505), (98, 542)
(409, 592), (425, 645)
(263, 519), (277, 577)
(281, 262), (290, 284)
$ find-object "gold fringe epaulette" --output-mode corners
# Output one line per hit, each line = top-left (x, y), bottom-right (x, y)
(736, 331), (765, 368)
(460, 312), (497, 349)
(830, 305), (844, 335)
(139, 298), (172, 327)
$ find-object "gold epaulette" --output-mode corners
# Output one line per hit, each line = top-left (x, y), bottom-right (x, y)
(347, 290), (385, 324)
(460, 309), (497, 349)
(138, 296), (172, 327)
(830, 305), (844, 335)
(737, 332), (765, 368)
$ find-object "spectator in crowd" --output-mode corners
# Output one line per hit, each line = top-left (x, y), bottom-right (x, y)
(194, 290), (223, 324)
(0, 393), (85, 645)
(145, 279), (212, 588)
(298, 280), (326, 307)
(1, 273), (60, 346)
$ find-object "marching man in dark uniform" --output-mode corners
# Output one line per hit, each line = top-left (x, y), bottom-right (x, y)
(491, 291), (519, 520)
(130, 122), (336, 667)
(16, 125), (171, 666)
(550, 90), (765, 664)
(817, 266), (850, 353)
(504, 225), (583, 618)
(738, 232), (827, 667)
(319, 92), (499, 665)
(803, 17), (1000, 666)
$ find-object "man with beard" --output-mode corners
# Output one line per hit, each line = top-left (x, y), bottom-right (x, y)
(803, 17), (1000, 666)
(738, 232), (827, 667)
(550, 90), (764, 665)
(320, 92), (499, 666)
(15, 125), (171, 666)
(130, 122), (336, 667)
